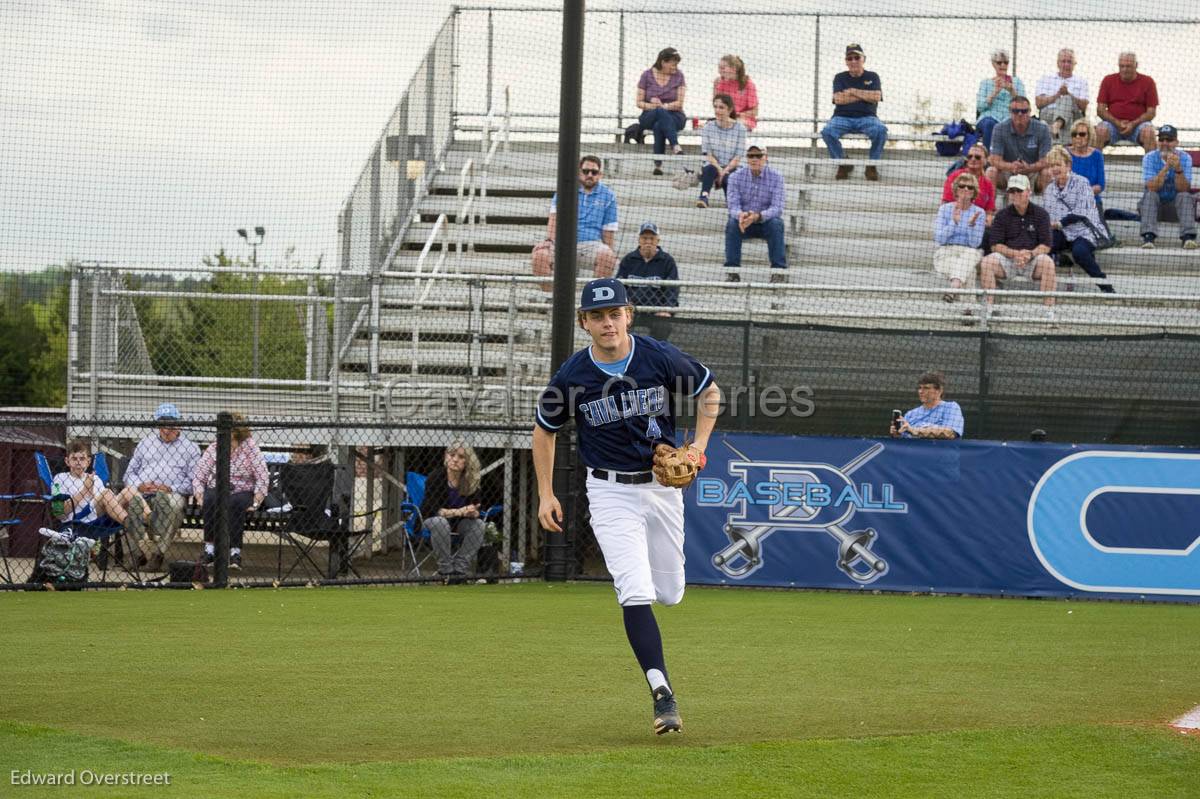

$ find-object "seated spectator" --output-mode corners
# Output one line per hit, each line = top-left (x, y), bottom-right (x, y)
(986, 96), (1052, 192)
(636, 47), (687, 174)
(724, 141), (787, 282)
(1035, 49), (1089, 144)
(1139, 125), (1197, 250)
(1095, 52), (1157, 152)
(942, 143), (996, 223)
(713, 55), (758, 131)
(51, 438), (137, 529)
(122, 402), (202, 571)
(422, 440), (486, 580)
(1067, 119), (1106, 211)
(1043, 147), (1114, 293)
(822, 43), (887, 181)
(976, 49), (1026, 150)
(890, 372), (964, 440)
(934, 173), (986, 305)
(531, 156), (618, 290)
(193, 412), (268, 571)
(696, 94), (746, 208)
(979, 174), (1057, 319)
(618, 222), (679, 340)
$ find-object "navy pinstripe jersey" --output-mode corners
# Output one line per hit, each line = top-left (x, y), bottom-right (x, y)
(535, 334), (714, 472)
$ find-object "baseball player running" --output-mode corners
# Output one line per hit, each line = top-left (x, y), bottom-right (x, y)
(533, 277), (719, 735)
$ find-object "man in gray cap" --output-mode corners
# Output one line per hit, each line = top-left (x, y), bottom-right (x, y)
(122, 402), (201, 570)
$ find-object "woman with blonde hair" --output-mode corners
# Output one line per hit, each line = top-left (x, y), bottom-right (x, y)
(1044, 145), (1114, 293)
(193, 412), (269, 570)
(713, 55), (758, 131)
(1067, 119), (1106, 210)
(933, 172), (985, 304)
(421, 439), (486, 579)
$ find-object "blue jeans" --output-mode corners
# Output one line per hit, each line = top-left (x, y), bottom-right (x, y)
(638, 108), (686, 155)
(724, 217), (787, 268)
(976, 116), (999, 150)
(700, 164), (737, 197)
(820, 115), (888, 160)
(1052, 230), (1113, 293)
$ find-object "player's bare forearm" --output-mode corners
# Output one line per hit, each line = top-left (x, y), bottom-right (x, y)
(532, 425), (564, 531)
(691, 383), (720, 452)
(532, 426), (556, 495)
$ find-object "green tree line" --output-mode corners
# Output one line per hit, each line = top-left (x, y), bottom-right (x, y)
(0, 255), (330, 408)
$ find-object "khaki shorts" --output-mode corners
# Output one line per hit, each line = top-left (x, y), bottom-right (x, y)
(989, 253), (1051, 280)
(531, 239), (613, 270)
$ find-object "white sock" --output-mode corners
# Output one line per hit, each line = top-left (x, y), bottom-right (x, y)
(204, 543), (214, 555)
(645, 668), (669, 694)
(231, 547), (240, 556)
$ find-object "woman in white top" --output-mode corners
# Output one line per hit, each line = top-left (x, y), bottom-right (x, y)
(696, 93), (746, 208)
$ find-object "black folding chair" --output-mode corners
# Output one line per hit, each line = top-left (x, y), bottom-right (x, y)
(276, 462), (377, 581)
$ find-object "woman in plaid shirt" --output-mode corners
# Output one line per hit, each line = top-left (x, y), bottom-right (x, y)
(193, 412), (269, 570)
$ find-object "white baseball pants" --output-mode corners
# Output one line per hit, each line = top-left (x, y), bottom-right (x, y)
(586, 473), (686, 607)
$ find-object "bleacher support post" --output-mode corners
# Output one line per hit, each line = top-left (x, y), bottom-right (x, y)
(213, 411), (232, 588)
(545, 0), (585, 583)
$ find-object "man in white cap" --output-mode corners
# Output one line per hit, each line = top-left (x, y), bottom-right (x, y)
(978, 174), (1057, 320)
(122, 402), (201, 571)
(723, 141), (788, 282)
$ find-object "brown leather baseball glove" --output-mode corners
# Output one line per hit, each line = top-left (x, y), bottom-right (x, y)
(652, 443), (706, 489)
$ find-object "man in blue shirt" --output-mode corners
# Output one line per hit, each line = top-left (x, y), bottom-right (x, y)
(890, 372), (965, 440)
(617, 221), (679, 340)
(531, 155), (620, 288)
(821, 43), (888, 181)
(724, 141), (787, 282)
(122, 402), (202, 570)
(1138, 125), (1197, 249)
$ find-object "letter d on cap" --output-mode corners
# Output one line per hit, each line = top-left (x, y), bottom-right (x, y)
(593, 286), (615, 302)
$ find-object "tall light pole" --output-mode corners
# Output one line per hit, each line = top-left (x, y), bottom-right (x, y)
(237, 226), (265, 379)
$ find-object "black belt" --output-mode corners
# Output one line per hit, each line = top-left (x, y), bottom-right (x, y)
(591, 469), (654, 485)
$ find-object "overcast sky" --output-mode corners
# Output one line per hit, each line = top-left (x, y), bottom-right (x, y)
(1, 1), (1193, 273)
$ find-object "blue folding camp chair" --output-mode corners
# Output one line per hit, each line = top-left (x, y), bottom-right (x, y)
(34, 451), (141, 583)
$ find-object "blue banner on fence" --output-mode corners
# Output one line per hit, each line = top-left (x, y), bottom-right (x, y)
(683, 433), (1200, 601)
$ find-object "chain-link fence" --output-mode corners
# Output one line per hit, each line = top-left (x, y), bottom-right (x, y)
(0, 416), (545, 589)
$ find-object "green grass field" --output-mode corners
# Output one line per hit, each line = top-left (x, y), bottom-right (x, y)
(1, 583), (1197, 798)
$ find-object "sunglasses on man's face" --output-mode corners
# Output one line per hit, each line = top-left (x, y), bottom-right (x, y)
(966, 154), (984, 161)
(580, 168), (600, 176)
(1072, 131), (1088, 137)
(845, 55), (862, 61)
(993, 60), (1009, 65)
(1010, 108), (1030, 115)
(746, 153), (764, 159)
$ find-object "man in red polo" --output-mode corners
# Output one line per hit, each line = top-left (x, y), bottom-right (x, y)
(1095, 52), (1157, 152)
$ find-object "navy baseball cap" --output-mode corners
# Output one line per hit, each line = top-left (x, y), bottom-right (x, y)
(154, 402), (181, 422)
(639, 221), (659, 236)
(579, 278), (629, 311)
(1157, 124), (1178, 140)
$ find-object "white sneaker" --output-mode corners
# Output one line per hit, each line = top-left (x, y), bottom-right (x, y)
(1044, 307), (1057, 326)
(1141, 239), (1156, 250)
(1184, 239), (1198, 250)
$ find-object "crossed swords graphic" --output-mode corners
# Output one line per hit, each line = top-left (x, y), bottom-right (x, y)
(711, 442), (890, 584)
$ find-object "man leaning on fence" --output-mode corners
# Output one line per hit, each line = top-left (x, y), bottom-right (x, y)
(123, 403), (201, 572)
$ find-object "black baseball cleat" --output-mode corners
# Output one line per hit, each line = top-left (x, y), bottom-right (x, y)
(652, 686), (682, 735)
